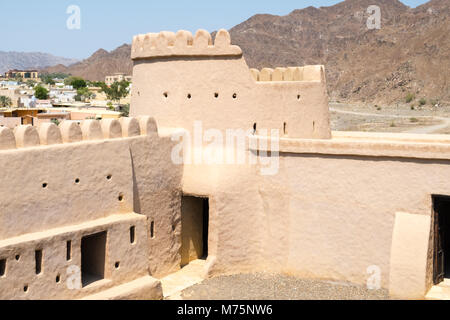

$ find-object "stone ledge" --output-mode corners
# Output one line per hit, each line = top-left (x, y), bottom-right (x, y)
(0, 213), (145, 248)
(81, 275), (163, 300)
(250, 132), (450, 161)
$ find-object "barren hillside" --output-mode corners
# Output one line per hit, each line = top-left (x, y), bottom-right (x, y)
(43, 0), (449, 104)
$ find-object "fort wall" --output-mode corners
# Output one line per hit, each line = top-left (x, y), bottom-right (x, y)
(130, 30), (331, 140)
(0, 118), (183, 299)
(181, 132), (450, 298)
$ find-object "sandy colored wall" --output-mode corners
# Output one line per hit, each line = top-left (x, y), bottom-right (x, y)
(262, 153), (446, 289)
(181, 133), (450, 297)
(0, 214), (149, 300)
(0, 116), (21, 128)
(128, 129), (183, 278)
(0, 118), (183, 299)
(0, 139), (134, 239)
(130, 30), (331, 140)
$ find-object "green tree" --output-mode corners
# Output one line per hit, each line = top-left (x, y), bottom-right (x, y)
(0, 96), (12, 108)
(40, 74), (55, 85)
(65, 76), (87, 89)
(90, 81), (106, 88)
(120, 104), (130, 117)
(76, 87), (94, 101)
(34, 85), (49, 100)
(100, 80), (130, 102)
(39, 72), (70, 84)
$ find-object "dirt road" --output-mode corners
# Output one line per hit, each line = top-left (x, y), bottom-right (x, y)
(330, 104), (450, 134)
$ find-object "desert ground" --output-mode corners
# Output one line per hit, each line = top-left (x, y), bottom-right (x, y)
(330, 102), (450, 134)
(180, 273), (390, 300)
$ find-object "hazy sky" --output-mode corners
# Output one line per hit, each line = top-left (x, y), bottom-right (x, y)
(1, 0), (429, 59)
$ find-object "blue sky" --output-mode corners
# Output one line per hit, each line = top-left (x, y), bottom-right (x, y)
(1, 0), (429, 60)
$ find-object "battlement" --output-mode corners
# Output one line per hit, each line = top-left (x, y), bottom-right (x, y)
(250, 66), (325, 82)
(131, 29), (242, 60)
(0, 116), (157, 151)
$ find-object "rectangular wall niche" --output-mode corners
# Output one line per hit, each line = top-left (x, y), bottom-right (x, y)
(180, 196), (209, 267)
(81, 231), (107, 287)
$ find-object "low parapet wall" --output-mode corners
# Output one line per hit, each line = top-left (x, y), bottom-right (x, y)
(0, 116), (157, 150)
(250, 66), (325, 82)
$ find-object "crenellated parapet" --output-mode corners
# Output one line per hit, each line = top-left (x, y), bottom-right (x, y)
(131, 29), (242, 60)
(250, 65), (325, 82)
(0, 116), (158, 151)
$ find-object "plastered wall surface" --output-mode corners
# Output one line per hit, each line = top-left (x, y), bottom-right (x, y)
(0, 214), (149, 300)
(128, 131), (184, 278)
(275, 153), (447, 289)
(0, 139), (134, 239)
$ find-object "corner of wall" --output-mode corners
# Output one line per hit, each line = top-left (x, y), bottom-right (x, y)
(389, 211), (431, 299)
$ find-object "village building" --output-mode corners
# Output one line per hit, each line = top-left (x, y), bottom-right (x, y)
(105, 73), (132, 86)
(4, 69), (39, 79)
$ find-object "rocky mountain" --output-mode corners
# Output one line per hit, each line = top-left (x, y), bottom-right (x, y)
(43, 0), (449, 104)
(43, 44), (132, 81)
(0, 52), (78, 75)
(229, 0), (449, 104)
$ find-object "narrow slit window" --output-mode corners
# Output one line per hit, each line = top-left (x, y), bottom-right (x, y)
(0, 259), (6, 277)
(35, 250), (42, 275)
(66, 241), (72, 261)
(130, 226), (136, 244)
(150, 221), (155, 239)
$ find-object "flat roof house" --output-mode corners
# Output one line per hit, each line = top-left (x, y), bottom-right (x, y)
(5, 69), (39, 80)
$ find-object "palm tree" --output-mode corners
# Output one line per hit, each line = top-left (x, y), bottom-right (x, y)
(0, 96), (12, 108)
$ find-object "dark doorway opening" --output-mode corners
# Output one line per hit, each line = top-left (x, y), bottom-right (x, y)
(81, 231), (107, 287)
(433, 195), (450, 285)
(180, 196), (209, 267)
